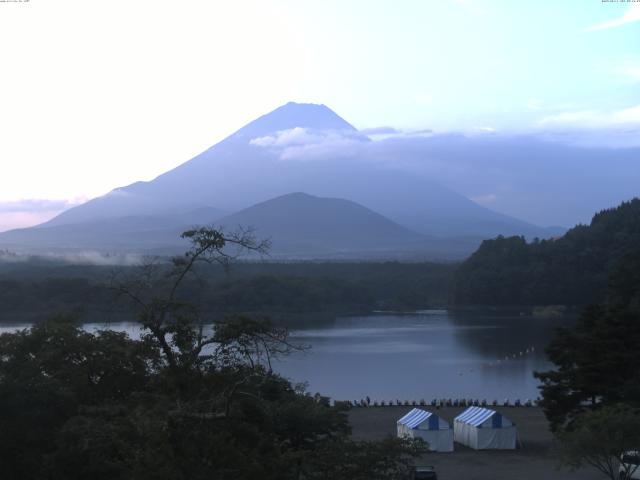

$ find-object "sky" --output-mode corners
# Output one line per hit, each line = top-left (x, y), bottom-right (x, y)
(0, 0), (638, 231)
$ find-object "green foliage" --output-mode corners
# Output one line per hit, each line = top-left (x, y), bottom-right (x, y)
(0, 316), (155, 479)
(608, 253), (640, 311)
(452, 198), (640, 305)
(301, 436), (427, 480)
(0, 261), (454, 324)
(534, 239), (640, 479)
(557, 404), (640, 480)
(535, 305), (640, 430)
(0, 229), (425, 479)
(535, 252), (640, 431)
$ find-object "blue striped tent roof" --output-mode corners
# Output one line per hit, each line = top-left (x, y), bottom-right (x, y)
(397, 408), (437, 429)
(454, 406), (502, 427)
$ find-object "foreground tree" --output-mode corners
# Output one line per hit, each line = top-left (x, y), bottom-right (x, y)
(0, 227), (425, 480)
(112, 226), (271, 373)
(535, 254), (640, 478)
(0, 316), (156, 480)
(535, 254), (640, 431)
(302, 436), (426, 480)
(558, 405), (640, 480)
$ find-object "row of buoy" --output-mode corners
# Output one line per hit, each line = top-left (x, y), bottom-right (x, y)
(347, 398), (539, 408)
(458, 346), (537, 376)
(488, 346), (536, 367)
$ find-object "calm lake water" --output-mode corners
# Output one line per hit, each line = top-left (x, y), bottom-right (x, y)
(0, 309), (571, 402)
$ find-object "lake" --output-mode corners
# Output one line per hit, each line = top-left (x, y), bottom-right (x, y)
(0, 309), (571, 402)
(278, 310), (571, 403)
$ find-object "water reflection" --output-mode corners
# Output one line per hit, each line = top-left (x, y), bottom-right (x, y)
(277, 310), (573, 401)
(0, 310), (572, 402)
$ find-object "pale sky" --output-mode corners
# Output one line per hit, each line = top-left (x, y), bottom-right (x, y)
(0, 0), (639, 230)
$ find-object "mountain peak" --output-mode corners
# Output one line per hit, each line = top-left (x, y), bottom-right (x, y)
(233, 102), (357, 139)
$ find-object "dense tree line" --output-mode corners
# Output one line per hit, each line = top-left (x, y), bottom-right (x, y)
(0, 261), (454, 323)
(0, 229), (425, 480)
(535, 250), (640, 430)
(535, 251), (640, 479)
(451, 198), (640, 306)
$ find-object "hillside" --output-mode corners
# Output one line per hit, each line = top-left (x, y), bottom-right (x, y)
(451, 198), (640, 306)
(216, 192), (425, 255)
(0, 207), (225, 251)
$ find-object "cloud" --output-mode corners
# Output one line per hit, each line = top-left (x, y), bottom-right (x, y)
(410, 128), (434, 135)
(535, 105), (640, 148)
(362, 127), (434, 140)
(538, 104), (640, 129)
(0, 198), (79, 214)
(585, 4), (640, 32)
(0, 198), (83, 232)
(0, 212), (59, 233)
(360, 126), (400, 136)
(473, 126), (497, 133)
(249, 112), (640, 167)
(279, 132), (366, 161)
(0, 249), (144, 266)
(250, 128), (368, 161)
(248, 122), (640, 227)
(620, 65), (640, 81)
(250, 127), (325, 147)
(250, 126), (448, 162)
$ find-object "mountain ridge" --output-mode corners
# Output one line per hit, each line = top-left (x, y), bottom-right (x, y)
(216, 192), (425, 254)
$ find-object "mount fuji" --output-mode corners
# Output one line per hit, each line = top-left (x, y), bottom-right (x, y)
(0, 102), (560, 259)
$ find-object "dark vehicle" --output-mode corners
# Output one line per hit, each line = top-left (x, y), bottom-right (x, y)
(414, 465), (438, 480)
(620, 450), (640, 479)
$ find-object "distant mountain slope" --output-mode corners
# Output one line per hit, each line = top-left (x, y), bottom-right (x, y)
(0, 207), (224, 250)
(35, 102), (552, 238)
(231, 101), (357, 138)
(0, 192), (483, 259)
(451, 198), (640, 306)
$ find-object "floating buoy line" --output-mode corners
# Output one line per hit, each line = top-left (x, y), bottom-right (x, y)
(345, 397), (539, 408)
(458, 345), (537, 376)
(342, 346), (541, 408)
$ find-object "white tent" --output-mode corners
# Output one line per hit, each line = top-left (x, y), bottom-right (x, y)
(397, 408), (454, 452)
(453, 406), (517, 450)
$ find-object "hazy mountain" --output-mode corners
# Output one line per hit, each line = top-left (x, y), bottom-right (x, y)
(361, 132), (639, 228)
(0, 192), (482, 259)
(214, 192), (483, 259)
(0, 207), (225, 251)
(231, 101), (358, 137)
(0, 102), (561, 257)
(216, 192), (424, 254)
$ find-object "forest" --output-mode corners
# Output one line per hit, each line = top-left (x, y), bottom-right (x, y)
(450, 198), (640, 306)
(0, 259), (454, 324)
